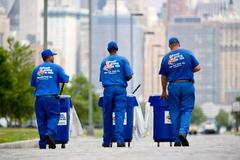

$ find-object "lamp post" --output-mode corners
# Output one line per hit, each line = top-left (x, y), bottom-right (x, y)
(87, 0), (94, 136)
(130, 13), (144, 93)
(114, 0), (118, 42)
(143, 31), (155, 100)
(43, 0), (48, 49)
(151, 44), (161, 94)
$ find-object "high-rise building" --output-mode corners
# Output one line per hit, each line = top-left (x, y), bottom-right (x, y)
(45, 6), (81, 77)
(207, 0), (240, 104)
(0, 7), (10, 47)
(165, 0), (188, 23)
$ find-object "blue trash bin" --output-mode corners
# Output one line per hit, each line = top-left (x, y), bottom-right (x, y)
(55, 95), (72, 149)
(148, 96), (174, 147)
(98, 96), (138, 147)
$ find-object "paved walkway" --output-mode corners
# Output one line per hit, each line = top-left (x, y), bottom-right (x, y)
(0, 135), (239, 160)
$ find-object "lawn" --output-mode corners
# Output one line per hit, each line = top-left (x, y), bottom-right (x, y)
(0, 128), (39, 143)
(0, 128), (103, 143)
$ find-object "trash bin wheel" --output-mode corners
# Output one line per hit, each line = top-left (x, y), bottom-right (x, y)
(170, 142), (172, 147)
(128, 142), (130, 147)
(157, 142), (160, 147)
(61, 144), (66, 149)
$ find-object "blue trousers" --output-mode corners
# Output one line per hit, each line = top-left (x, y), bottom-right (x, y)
(102, 86), (127, 145)
(35, 96), (60, 148)
(168, 82), (195, 143)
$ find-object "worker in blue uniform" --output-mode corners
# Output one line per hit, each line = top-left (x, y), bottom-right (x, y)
(31, 49), (69, 149)
(159, 37), (201, 147)
(100, 41), (133, 147)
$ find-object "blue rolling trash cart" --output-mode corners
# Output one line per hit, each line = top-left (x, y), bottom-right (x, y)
(148, 96), (174, 147)
(98, 96), (138, 147)
(54, 95), (72, 149)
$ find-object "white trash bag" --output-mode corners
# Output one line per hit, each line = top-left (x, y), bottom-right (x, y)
(133, 100), (145, 140)
(70, 106), (83, 137)
(144, 102), (153, 136)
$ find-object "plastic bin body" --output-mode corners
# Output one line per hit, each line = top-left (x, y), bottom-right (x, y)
(98, 96), (138, 143)
(148, 96), (174, 144)
(55, 95), (72, 145)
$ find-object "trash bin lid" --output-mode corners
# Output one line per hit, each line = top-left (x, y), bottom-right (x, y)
(98, 96), (138, 107)
(148, 95), (167, 107)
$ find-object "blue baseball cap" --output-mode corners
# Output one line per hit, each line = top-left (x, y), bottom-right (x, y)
(169, 37), (180, 45)
(41, 49), (57, 59)
(107, 41), (118, 51)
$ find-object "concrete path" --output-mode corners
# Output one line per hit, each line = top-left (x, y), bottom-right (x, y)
(0, 135), (239, 160)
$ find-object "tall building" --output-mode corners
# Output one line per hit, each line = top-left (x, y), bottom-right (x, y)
(91, 0), (144, 99)
(208, 0), (240, 104)
(165, 0), (188, 23)
(0, 7), (10, 47)
(45, 5), (81, 76)
(167, 17), (219, 105)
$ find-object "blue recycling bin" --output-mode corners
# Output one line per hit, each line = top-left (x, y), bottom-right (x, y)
(55, 95), (72, 148)
(98, 96), (138, 147)
(148, 96), (174, 147)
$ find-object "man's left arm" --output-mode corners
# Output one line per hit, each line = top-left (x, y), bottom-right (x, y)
(31, 68), (37, 87)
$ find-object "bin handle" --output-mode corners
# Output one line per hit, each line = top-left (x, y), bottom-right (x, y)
(132, 84), (141, 94)
(60, 83), (65, 95)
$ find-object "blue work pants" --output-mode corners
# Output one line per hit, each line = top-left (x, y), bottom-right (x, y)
(168, 82), (195, 143)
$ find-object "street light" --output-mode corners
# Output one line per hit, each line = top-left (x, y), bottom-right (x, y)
(151, 44), (161, 94)
(114, 0), (118, 42)
(43, 0), (48, 49)
(87, 0), (94, 136)
(143, 31), (155, 100)
(130, 13), (144, 93)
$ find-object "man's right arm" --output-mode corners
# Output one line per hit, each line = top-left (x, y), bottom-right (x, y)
(124, 58), (133, 81)
(193, 65), (201, 72)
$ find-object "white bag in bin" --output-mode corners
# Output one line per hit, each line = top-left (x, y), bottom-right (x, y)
(70, 105), (83, 137)
(133, 100), (145, 139)
(144, 102), (153, 136)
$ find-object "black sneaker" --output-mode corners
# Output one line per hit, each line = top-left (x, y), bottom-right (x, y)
(117, 143), (126, 147)
(102, 143), (112, 147)
(174, 142), (182, 147)
(178, 134), (189, 146)
(45, 135), (56, 149)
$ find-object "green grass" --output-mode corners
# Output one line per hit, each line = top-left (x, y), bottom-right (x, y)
(0, 128), (103, 143)
(0, 128), (39, 143)
(82, 128), (103, 138)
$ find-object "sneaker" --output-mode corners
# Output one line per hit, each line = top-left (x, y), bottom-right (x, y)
(178, 134), (189, 146)
(45, 135), (56, 149)
(174, 142), (181, 147)
(102, 143), (112, 147)
(117, 143), (126, 147)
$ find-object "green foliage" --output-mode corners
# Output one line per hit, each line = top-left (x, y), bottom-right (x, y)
(0, 128), (38, 143)
(236, 96), (240, 102)
(191, 106), (207, 125)
(215, 109), (229, 127)
(0, 37), (35, 125)
(64, 75), (102, 126)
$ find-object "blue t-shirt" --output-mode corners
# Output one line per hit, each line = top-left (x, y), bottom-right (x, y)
(100, 54), (133, 87)
(31, 62), (69, 96)
(159, 49), (199, 82)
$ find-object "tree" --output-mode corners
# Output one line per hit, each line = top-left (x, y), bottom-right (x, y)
(215, 109), (229, 127)
(64, 75), (102, 126)
(0, 38), (35, 126)
(0, 47), (15, 118)
(191, 106), (207, 125)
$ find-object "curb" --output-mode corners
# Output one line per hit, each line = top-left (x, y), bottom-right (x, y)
(0, 139), (38, 149)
